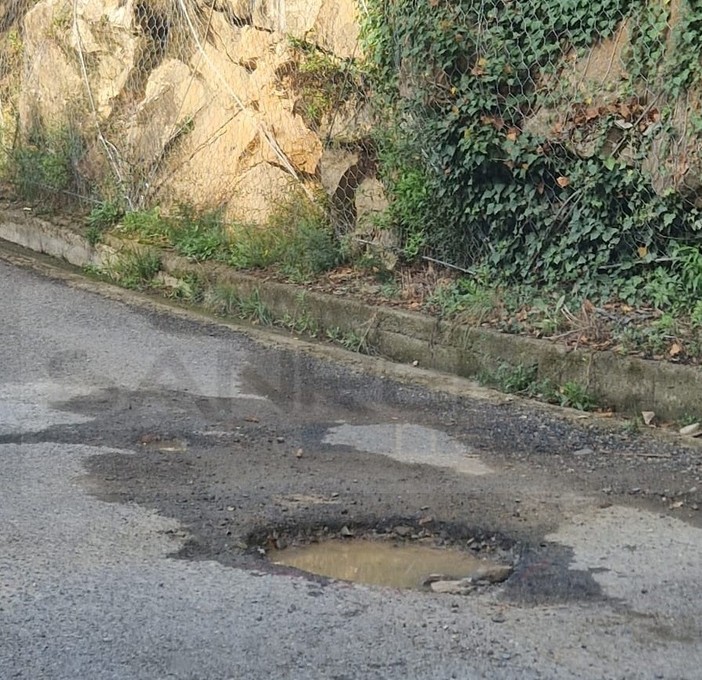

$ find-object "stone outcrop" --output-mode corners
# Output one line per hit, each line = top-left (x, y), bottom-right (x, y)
(9, 0), (383, 226)
(524, 2), (702, 206)
(19, 0), (139, 130)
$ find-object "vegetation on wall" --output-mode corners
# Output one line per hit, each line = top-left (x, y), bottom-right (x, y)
(361, 0), (702, 310)
(10, 125), (86, 206)
(94, 191), (343, 283)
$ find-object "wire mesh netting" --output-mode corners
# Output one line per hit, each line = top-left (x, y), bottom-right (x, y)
(0, 1), (700, 280)
(364, 0), (702, 281)
(0, 0), (372, 227)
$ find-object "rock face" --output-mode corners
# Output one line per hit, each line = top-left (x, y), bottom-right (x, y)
(10, 0), (378, 225)
(524, 3), (702, 206)
(19, 0), (138, 130)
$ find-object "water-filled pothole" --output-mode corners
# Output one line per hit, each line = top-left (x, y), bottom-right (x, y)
(269, 539), (514, 592)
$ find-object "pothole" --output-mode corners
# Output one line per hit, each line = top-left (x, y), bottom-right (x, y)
(257, 522), (517, 593)
(270, 539), (513, 592)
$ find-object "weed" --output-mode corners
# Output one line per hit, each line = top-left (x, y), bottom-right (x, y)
(85, 200), (124, 245)
(615, 318), (679, 357)
(558, 381), (597, 411)
(204, 283), (241, 317)
(203, 285), (272, 325)
(529, 295), (571, 336)
(10, 125), (84, 206)
(85, 225), (103, 247)
(326, 326), (371, 353)
(237, 289), (273, 325)
(284, 294), (320, 336)
(486, 363), (540, 396)
(229, 193), (342, 281)
(284, 310), (320, 337)
(87, 200), (124, 230)
(169, 206), (229, 261)
(427, 275), (498, 322)
(166, 272), (206, 303)
(268, 192), (342, 281)
(379, 280), (401, 299)
(674, 244), (702, 301)
(81, 263), (103, 279)
(643, 267), (678, 310)
(325, 326), (344, 343)
(692, 301), (702, 328)
(341, 329), (370, 353)
(119, 207), (170, 243)
(678, 413), (701, 427)
(288, 38), (355, 127)
(479, 363), (596, 411)
(103, 248), (161, 289)
(228, 223), (282, 269)
(622, 417), (641, 435)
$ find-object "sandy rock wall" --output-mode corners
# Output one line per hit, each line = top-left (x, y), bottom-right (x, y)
(11, 0), (375, 225)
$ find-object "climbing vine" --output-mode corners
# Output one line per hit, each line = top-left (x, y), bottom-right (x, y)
(361, 0), (702, 299)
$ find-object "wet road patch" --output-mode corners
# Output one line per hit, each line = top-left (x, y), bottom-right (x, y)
(269, 538), (513, 591)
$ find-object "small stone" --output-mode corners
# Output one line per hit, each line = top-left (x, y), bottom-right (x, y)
(466, 563), (513, 584)
(422, 574), (448, 586)
(680, 423), (702, 437)
(572, 447), (594, 456)
(277, 436), (285, 443)
(394, 525), (413, 537)
(340, 525), (353, 537)
(491, 613), (507, 623)
(295, 448), (303, 458)
(430, 579), (474, 595)
(641, 411), (656, 426)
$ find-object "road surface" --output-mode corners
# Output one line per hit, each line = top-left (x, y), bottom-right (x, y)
(1, 247), (701, 679)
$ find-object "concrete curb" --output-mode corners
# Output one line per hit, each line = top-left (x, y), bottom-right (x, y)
(1, 206), (700, 420)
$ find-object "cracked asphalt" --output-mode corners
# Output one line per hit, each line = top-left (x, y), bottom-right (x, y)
(1, 247), (702, 679)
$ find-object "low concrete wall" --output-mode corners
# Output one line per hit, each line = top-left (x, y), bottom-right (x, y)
(1, 206), (700, 420)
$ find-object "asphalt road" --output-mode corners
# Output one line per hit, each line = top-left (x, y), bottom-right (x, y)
(2, 249), (702, 679)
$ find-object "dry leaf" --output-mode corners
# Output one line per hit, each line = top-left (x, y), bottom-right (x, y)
(585, 106), (600, 121)
(641, 411), (655, 426)
(556, 176), (571, 188)
(637, 246), (648, 258)
(669, 342), (682, 357)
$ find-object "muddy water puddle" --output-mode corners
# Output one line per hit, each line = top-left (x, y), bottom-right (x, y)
(270, 539), (511, 590)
